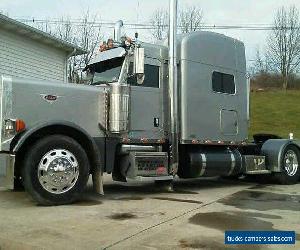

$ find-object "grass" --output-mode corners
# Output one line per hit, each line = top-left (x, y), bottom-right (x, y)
(249, 90), (300, 139)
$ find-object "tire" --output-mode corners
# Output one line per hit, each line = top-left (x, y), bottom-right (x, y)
(13, 176), (24, 191)
(22, 135), (90, 205)
(272, 145), (300, 185)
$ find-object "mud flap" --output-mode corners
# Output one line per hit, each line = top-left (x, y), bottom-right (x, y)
(92, 168), (104, 195)
(0, 153), (15, 190)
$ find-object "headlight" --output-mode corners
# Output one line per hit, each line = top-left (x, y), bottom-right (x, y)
(4, 119), (26, 138)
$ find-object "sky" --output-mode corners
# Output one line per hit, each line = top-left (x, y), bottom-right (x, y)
(1, 0), (300, 68)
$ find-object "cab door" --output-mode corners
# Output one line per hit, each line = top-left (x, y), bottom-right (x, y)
(128, 58), (164, 140)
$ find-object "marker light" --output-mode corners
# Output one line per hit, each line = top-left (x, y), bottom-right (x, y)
(16, 119), (26, 132)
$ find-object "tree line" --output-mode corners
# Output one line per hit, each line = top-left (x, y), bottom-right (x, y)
(28, 11), (102, 83)
(252, 5), (300, 90)
(150, 6), (203, 40)
(24, 5), (300, 89)
(26, 6), (203, 83)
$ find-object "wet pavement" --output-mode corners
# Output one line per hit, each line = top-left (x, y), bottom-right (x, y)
(0, 175), (299, 249)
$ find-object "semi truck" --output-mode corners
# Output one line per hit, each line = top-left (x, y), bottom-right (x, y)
(1, 2), (300, 205)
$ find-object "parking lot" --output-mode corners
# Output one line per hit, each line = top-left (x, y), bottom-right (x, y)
(0, 176), (299, 250)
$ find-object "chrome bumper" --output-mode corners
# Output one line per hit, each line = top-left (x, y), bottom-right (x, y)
(0, 153), (15, 189)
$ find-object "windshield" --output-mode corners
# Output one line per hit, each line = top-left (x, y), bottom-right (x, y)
(90, 57), (124, 85)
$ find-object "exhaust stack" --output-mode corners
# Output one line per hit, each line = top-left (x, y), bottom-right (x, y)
(169, 0), (179, 174)
(114, 20), (124, 42)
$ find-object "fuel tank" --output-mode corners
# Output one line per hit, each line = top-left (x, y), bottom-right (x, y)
(178, 147), (243, 178)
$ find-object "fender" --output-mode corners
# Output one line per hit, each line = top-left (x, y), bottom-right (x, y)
(12, 120), (102, 173)
(261, 139), (300, 172)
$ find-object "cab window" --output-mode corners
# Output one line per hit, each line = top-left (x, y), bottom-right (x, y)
(90, 57), (124, 85)
(128, 63), (159, 88)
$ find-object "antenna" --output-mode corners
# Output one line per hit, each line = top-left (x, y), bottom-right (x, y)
(135, 0), (140, 37)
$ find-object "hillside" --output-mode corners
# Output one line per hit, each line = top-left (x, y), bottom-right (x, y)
(249, 90), (300, 139)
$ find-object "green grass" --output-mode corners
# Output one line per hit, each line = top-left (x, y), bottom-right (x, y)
(249, 90), (300, 139)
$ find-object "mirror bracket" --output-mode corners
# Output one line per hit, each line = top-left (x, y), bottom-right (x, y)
(134, 48), (145, 84)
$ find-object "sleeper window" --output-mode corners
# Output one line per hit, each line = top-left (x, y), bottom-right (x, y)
(212, 71), (235, 94)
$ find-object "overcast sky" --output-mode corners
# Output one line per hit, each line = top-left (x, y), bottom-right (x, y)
(1, 0), (300, 67)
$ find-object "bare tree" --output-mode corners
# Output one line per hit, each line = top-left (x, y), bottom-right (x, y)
(266, 5), (300, 90)
(28, 11), (102, 83)
(149, 9), (169, 41)
(253, 48), (269, 75)
(179, 6), (203, 34)
(55, 17), (74, 43)
(51, 17), (77, 82)
(149, 5), (204, 41)
(72, 12), (102, 83)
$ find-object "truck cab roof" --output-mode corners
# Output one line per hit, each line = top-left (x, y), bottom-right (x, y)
(141, 31), (245, 70)
(85, 31), (245, 75)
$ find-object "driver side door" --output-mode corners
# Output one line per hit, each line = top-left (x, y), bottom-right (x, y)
(128, 58), (164, 141)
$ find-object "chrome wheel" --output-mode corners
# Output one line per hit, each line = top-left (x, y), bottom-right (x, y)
(284, 149), (299, 177)
(38, 149), (79, 194)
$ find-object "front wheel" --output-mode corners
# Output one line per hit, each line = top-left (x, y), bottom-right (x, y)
(22, 135), (90, 205)
(272, 145), (300, 185)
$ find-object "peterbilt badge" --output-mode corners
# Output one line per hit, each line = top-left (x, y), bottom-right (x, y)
(40, 94), (61, 103)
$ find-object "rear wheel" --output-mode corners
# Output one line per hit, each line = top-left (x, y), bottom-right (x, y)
(273, 145), (300, 185)
(22, 135), (90, 205)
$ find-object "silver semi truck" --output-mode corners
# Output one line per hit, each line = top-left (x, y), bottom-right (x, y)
(0, 15), (300, 205)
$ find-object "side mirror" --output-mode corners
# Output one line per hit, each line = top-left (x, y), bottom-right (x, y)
(134, 47), (145, 84)
(82, 69), (94, 84)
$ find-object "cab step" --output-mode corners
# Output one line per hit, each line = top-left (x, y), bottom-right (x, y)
(120, 151), (169, 178)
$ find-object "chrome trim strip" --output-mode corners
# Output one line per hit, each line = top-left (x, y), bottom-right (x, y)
(120, 145), (157, 154)
(199, 153), (207, 176)
(246, 170), (271, 175)
(180, 139), (246, 145)
(126, 175), (174, 182)
(228, 151), (236, 176)
(0, 76), (13, 151)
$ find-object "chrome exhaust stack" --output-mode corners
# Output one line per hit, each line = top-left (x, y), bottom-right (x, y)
(108, 20), (129, 134)
(169, 0), (179, 175)
(114, 20), (124, 42)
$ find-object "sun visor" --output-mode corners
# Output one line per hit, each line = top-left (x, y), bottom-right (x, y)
(84, 47), (126, 71)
